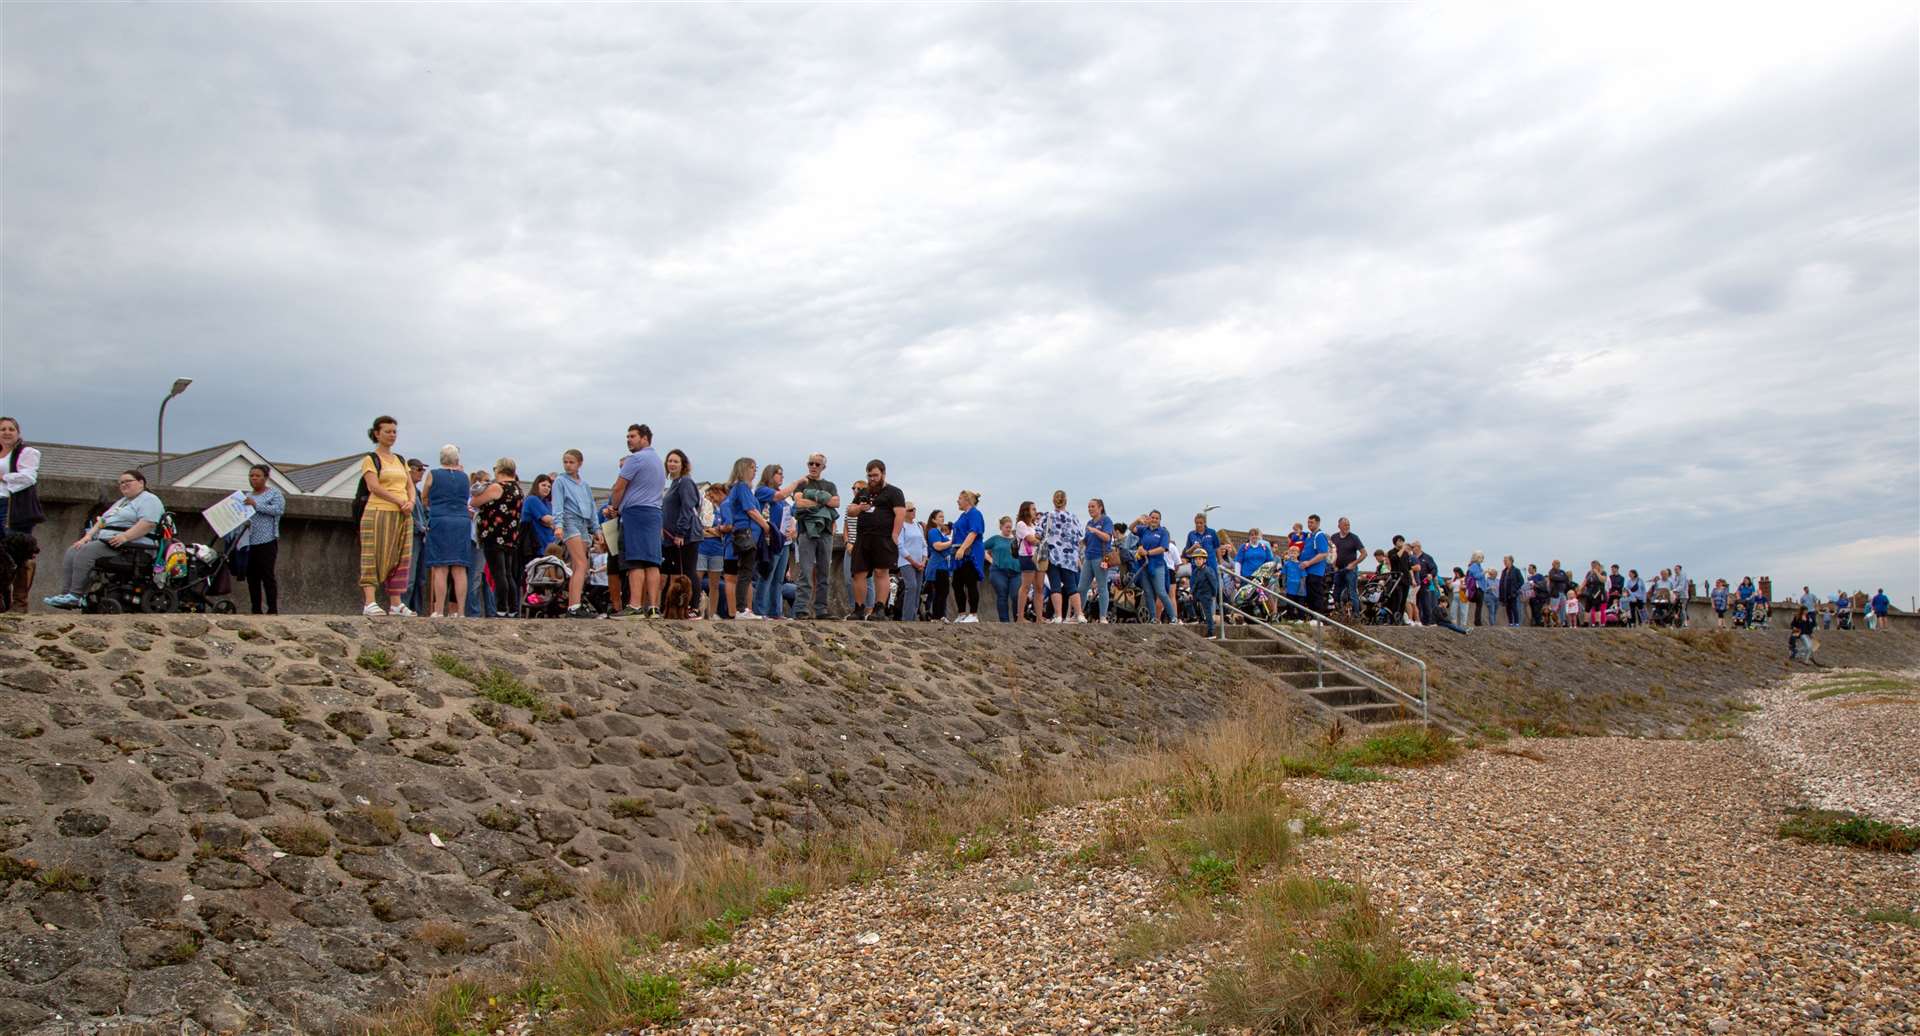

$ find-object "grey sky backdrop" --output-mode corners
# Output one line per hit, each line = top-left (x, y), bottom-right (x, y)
(3, 3), (1916, 603)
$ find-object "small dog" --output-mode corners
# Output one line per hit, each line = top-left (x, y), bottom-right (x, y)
(0, 532), (40, 613)
(662, 574), (693, 619)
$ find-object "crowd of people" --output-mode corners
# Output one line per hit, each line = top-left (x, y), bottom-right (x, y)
(0, 413), (1903, 639)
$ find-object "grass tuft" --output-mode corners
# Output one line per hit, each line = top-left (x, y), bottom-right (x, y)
(266, 821), (332, 857)
(356, 648), (398, 675)
(1861, 905), (1918, 927)
(1779, 809), (1919, 854)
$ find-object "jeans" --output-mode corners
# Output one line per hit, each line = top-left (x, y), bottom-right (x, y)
(989, 567), (1019, 622)
(1140, 565), (1173, 623)
(1505, 597), (1520, 625)
(1449, 597), (1468, 627)
(1192, 565), (1218, 635)
(1078, 561), (1109, 619)
(754, 543), (790, 617)
(792, 532), (834, 618)
(464, 542), (495, 617)
(1333, 568), (1359, 615)
(895, 564), (922, 621)
(1417, 586), (1437, 625)
(405, 531), (430, 613)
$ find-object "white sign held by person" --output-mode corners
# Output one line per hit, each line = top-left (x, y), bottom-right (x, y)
(202, 490), (256, 539)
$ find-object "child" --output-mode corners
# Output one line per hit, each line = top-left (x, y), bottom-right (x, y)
(695, 482), (732, 621)
(1711, 579), (1730, 628)
(1282, 545), (1307, 615)
(586, 533), (610, 614)
(1563, 590), (1583, 629)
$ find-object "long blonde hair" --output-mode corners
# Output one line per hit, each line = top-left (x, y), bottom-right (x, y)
(728, 457), (756, 487)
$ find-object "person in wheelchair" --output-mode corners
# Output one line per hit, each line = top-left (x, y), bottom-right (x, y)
(42, 469), (164, 610)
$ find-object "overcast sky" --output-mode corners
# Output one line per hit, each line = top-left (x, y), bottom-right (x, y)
(3, 2), (1916, 602)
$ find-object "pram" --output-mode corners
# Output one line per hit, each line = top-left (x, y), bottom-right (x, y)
(1602, 591), (1631, 627)
(520, 554), (574, 619)
(1360, 572), (1405, 626)
(1648, 587), (1681, 628)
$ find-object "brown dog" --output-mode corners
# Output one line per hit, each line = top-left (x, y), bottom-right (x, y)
(662, 574), (693, 619)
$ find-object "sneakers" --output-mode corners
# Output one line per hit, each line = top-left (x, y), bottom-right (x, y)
(390, 603), (417, 617)
(735, 610), (763, 621)
(958, 614), (978, 624)
(362, 602), (386, 616)
(42, 593), (82, 610)
(645, 607), (662, 619)
(619, 606), (645, 618)
(1073, 615), (1087, 624)
(565, 605), (595, 619)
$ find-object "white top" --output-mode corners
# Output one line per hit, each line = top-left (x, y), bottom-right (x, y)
(1015, 520), (1036, 557)
(0, 445), (39, 499)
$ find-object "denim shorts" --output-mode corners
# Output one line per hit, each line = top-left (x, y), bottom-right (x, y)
(620, 505), (663, 566)
(561, 514), (594, 543)
(696, 553), (726, 573)
(1019, 556), (1036, 572)
(1046, 565), (1078, 595)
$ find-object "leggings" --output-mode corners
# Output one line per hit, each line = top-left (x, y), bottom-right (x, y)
(484, 543), (520, 616)
(247, 539), (280, 615)
(952, 563), (980, 615)
(930, 569), (951, 619)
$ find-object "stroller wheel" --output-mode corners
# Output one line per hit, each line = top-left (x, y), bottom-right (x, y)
(141, 588), (179, 614)
(212, 600), (237, 615)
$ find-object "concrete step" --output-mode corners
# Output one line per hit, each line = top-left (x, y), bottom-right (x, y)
(1304, 685), (1382, 708)
(1335, 701), (1417, 725)
(1242, 654), (1318, 674)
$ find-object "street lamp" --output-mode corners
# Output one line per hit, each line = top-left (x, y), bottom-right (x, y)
(155, 378), (193, 485)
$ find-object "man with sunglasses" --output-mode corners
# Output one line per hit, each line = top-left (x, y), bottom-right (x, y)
(784, 453), (839, 620)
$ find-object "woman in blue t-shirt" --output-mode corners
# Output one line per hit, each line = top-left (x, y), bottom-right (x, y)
(753, 464), (793, 619)
(695, 482), (732, 620)
(1133, 511), (1174, 624)
(925, 509), (952, 621)
(722, 459), (771, 620)
(948, 491), (986, 623)
(1079, 497), (1115, 623)
(982, 515), (1021, 623)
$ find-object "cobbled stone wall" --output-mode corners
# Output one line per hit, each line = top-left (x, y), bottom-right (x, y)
(0, 615), (1261, 1034)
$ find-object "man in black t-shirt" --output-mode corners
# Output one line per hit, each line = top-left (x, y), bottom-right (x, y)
(848, 459), (905, 620)
(1329, 516), (1364, 618)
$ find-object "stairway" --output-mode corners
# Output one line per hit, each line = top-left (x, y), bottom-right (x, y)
(1218, 623), (1424, 728)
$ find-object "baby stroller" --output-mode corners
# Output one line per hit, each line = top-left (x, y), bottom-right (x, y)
(1361, 572), (1404, 626)
(164, 534), (239, 613)
(1603, 592), (1631, 627)
(520, 554), (573, 619)
(1648, 587), (1680, 628)
(1108, 580), (1143, 623)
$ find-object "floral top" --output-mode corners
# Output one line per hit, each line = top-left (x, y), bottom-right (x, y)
(477, 480), (524, 551)
(1039, 508), (1085, 572)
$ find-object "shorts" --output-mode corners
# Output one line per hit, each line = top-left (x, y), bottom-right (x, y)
(620, 505), (663, 566)
(1019, 556), (1036, 572)
(853, 536), (898, 573)
(696, 553), (726, 573)
(561, 514), (594, 543)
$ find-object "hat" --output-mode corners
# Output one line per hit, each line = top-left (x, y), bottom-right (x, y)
(407, 458), (426, 469)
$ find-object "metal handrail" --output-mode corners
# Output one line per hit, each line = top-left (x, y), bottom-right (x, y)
(1216, 567), (1430, 724)
(1219, 598), (1427, 720)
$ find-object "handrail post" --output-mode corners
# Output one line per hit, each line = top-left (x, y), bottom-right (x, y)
(1420, 661), (1429, 725)
(1314, 618), (1323, 687)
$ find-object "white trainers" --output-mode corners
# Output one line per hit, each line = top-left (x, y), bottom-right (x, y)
(735, 611), (763, 621)
(1073, 615), (1087, 624)
(362, 602), (386, 616)
(959, 614), (978, 624)
(390, 603), (417, 617)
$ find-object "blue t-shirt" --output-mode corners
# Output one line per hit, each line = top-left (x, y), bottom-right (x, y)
(725, 482), (762, 546)
(1083, 515), (1114, 562)
(1136, 526), (1170, 571)
(951, 508), (986, 575)
(1185, 528), (1219, 572)
(97, 491), (165, 546)
(926, 526), (951, 573)
(1238, 542), (1273, 578)
(697, 502), (731, 559)
(1283, 558), (1306, 595)
(1872, 593), (1890, 615)
(1300, 530), (1332, 575)
(1738, 584), (1754, 602)
(519, 495), (555, 552)
(755, 486), (786, 551)
(617, 447), (665, 511)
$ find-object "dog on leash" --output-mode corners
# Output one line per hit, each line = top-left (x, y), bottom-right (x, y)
(662, 574), (694, 619)
(0, 532), (40, 613)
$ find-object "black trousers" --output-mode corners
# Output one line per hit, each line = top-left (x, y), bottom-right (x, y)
(930, 570), (951, 619)
(952, 564), (980, 614)
(247, 540), (279, 615)
(1305, 573), (1328, 614)
(484, 543), (520, 616)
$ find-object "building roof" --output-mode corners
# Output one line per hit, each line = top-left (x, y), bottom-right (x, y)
(30, 440), (300, 494)
(281, 454), (363, 493)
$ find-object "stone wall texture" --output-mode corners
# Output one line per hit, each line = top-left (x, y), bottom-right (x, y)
(0, 614), (1262, 1034)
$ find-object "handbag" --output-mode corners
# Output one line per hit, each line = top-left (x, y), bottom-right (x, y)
(600, 516), (622, 556)
(732, 528), (755, 552)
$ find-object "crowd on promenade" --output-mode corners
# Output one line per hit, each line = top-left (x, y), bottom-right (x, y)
(0, 414), (1902, 637)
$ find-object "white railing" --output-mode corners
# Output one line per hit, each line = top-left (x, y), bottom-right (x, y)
(1214, 567), (1431, 725)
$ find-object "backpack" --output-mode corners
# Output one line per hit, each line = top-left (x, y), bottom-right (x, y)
(351, 452), (393, 522)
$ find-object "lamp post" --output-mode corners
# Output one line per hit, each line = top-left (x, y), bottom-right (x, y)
(155, 378), (193, 485)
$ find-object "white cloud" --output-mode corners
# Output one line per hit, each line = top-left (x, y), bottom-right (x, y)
(1, 1), (1914, 601)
